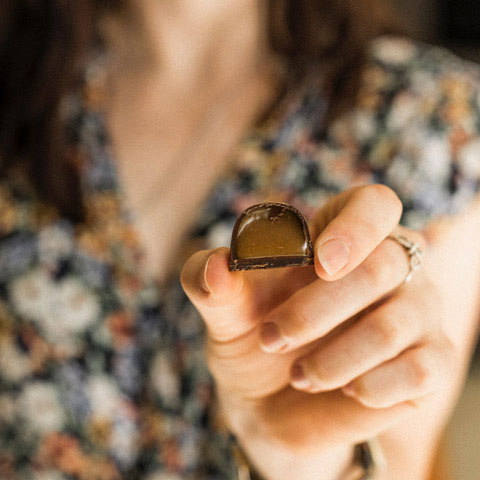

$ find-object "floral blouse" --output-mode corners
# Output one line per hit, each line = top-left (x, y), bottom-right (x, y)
(0, 37), (480, 479)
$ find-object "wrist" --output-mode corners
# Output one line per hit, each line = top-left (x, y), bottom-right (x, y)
(218, 393), (352, 480)
(234, 437), (354, 480)
(217, 392), (384, 480)
(234, 439), (385, 480)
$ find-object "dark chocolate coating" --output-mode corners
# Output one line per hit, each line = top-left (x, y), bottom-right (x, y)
(229, 203), (314, 271)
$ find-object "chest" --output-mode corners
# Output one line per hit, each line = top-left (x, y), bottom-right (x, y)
(107, 65), (282, 281)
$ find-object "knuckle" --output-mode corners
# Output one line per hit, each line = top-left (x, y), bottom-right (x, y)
(272, 307), (317, 344)
(361, 256), (395, 290)
(406, 396), (431, 411)
(349, 381), (383, 408)
(288, 307), (318, 334)
(356, 394), (387, 409)
(408, 351), (437, 392)
(407, 337), (457, 394)
(368, 315), (405, 351)
(307, 358), (337, 387)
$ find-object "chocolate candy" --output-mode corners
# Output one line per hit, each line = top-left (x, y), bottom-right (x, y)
(229, 203), (314, 271)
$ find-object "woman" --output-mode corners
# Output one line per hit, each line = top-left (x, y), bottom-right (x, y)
(0, 1), (479, 478)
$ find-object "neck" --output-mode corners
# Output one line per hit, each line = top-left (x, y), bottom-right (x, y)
(105, 0), (283, 282)
(108, 0), (268, 76)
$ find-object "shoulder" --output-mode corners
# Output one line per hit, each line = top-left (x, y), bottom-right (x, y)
(350, 36), (480, 226)
(359, 36), (480, 131)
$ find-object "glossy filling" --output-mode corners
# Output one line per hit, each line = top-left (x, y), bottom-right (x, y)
(234, 206), (308, 259)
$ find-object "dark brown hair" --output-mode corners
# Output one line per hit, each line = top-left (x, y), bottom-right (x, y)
(0, 0), (401, 221)
(269, 0), (402, 120)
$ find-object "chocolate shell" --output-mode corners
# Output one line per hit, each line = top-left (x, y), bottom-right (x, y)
(229, 203), (314, 271)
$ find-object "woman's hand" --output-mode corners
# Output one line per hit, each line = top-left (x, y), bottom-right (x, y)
(181, 185), (454, 480)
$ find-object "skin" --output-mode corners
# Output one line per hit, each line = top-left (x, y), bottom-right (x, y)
(181, 187), (480, 480)
(107, 0), (280, 281)
(107, 1), (480, 478)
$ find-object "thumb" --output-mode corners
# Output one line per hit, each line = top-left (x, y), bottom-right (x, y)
(180, 247), (255, 342)
(182, 248), (305, 399)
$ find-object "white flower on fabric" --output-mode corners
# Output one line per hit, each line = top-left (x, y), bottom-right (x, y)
(352, 112), (377, 140)
(90, 320), (112, 348)
(38, 224), (74, 267)
(180, 428), (201, 470)
(176, 305), (203, 340)
(138, 282), (162, 306)
(10, 269), (51, 322)
(386, 155), (415, 196)
(0, 394), (17, 424)
(458, 138), (480, 178)
(413, 184), (452, 216)
(87, 375), (123, 418)
(151, 351), (180, 408)
(371, 37), (416, 66)
(19, 382), (65, 434)
(0, 341), (30, 383)
(206, 222), (232, 249)
(418, 135), (451, 183)
(87, 376), (140, 468)
(386, 93), (418, 131)
(410, 70), (439, 97)
(403, 210), (428, 230)
(110, 404), (140, 470)
(452, 186), (476, 213)
(56, 278), (99, 332)
(10, 268), (100, 350)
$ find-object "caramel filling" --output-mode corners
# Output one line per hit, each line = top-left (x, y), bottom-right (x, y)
(234, 205), (308, 259)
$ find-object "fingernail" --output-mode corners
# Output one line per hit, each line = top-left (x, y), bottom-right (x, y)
(200, 254), (213, 293)
(291, 363), (312, 390)
(260, 322), (288, 353)
(342, 383), (356, 398)
(318, 239), (350, 276)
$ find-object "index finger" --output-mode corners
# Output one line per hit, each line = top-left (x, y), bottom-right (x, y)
(313, 185), (403, 280)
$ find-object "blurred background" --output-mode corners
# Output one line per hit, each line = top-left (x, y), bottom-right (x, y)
(393, 0), (480, 61)
(392, 1), (480, 478)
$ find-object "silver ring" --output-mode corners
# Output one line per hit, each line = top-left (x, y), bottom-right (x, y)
(387, 234), (423, 284)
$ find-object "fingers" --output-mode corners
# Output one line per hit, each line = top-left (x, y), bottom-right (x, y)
(341, 337), (455, 409)
(181, 248), (310, 398)
(286, 279), (454, 409)
(259, 236), (412, 353)
(180, 247), (252, 342)
(260, 388), (423, 455)
(312, 185), (403, 279)
(289, 294), (427, 392)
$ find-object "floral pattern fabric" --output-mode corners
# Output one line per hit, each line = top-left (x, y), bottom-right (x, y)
(0, 37), (479, 479)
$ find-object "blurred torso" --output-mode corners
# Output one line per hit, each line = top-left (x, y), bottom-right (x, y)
(106, 0), (283, 281)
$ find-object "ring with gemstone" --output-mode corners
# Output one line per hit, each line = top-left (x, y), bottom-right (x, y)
(387, 234), (423, 284)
